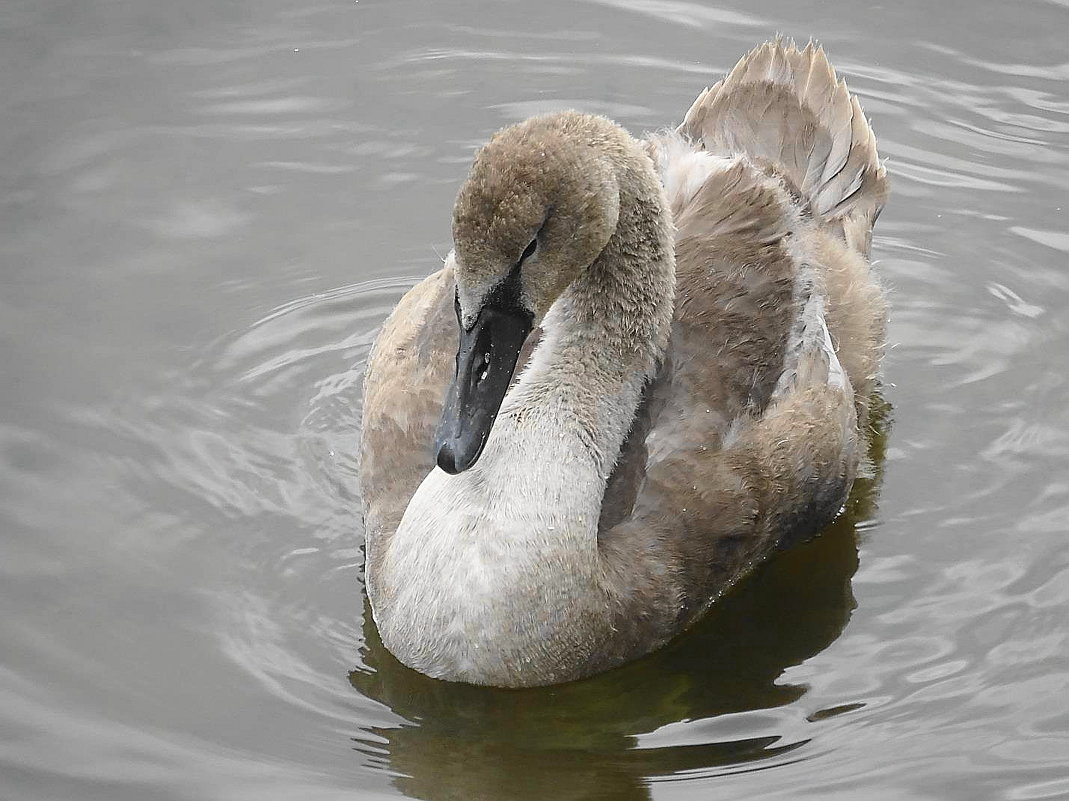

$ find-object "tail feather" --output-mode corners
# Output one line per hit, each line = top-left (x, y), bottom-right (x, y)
(679, 40), (887, 253)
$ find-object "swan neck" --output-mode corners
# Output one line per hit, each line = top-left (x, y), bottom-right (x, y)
(508, 156), (675, 473)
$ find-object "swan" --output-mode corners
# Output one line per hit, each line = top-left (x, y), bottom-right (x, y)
(360, 40), (888, 687)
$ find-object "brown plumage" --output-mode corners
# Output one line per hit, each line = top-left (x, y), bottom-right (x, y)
(360, 40), (888, 687)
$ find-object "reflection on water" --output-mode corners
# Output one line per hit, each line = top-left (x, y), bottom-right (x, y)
(352, 412), (887, 799)
(3, 0), (1069, 798)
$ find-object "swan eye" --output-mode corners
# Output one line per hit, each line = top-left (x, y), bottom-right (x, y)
(519, 237), (537, 265)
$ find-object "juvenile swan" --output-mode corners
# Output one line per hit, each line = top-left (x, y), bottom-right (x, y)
(361, 41), (888, 687)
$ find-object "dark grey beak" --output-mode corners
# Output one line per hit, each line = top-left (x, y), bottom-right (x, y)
(435, 295), (532, 474)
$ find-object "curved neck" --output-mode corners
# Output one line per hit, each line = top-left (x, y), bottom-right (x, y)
(503, 162), (676, 477)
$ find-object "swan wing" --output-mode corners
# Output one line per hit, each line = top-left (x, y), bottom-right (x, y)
(361, 267), (456, 577)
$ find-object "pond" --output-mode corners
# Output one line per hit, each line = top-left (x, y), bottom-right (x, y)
(2, 0), (1068, 799)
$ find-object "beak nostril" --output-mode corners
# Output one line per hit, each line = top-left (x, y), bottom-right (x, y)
(475, 352), (491, 383)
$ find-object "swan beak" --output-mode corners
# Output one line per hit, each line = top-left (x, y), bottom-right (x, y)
(435, 300), (532, 475)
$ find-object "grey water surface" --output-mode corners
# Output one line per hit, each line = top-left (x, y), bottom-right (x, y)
(3, 1), (1069, 799)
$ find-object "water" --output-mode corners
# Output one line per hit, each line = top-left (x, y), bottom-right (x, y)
(2, 0), (1068, 798)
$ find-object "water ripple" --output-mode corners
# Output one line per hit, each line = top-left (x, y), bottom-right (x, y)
(4, 1), (1069, 799)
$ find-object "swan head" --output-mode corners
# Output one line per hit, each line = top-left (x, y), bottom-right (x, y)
(435, 112), (625, 475)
